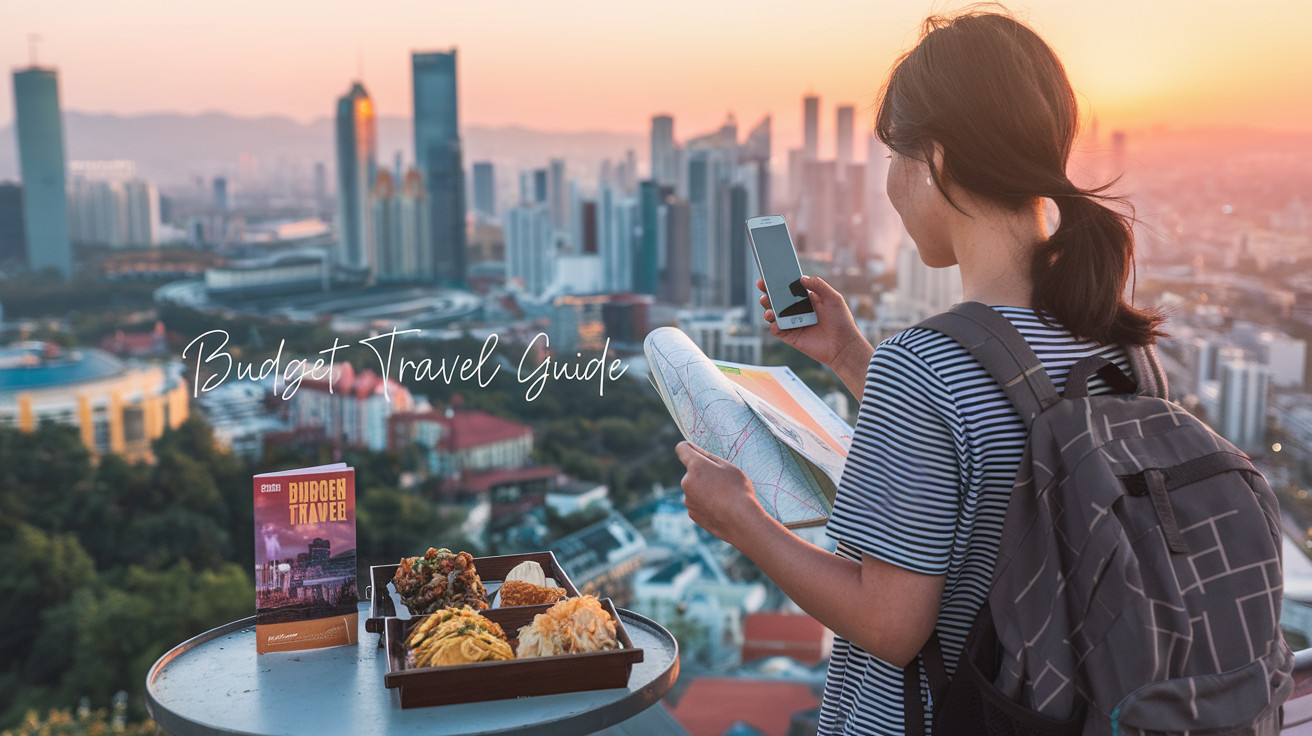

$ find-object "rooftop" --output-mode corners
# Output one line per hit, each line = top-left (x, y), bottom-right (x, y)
(668, 678), (818, 736)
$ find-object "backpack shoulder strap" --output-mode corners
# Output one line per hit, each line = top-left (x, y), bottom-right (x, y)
(1126, 344), (1170, 401)
(914, 302), (1060, 429)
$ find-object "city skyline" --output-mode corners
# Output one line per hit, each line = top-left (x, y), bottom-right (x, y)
(4, 0), (1312, 155)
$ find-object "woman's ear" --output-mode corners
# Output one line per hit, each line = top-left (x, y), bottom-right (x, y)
(928, 141), (945, 184)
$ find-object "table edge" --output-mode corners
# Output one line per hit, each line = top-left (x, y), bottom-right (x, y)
(145, 608), (679, 736)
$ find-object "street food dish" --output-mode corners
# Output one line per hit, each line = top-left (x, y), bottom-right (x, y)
(405, 607), (513, 668)
(516, 595), (620, 657)
(392, 548), (489, 614)
(498, 579), (567, 607)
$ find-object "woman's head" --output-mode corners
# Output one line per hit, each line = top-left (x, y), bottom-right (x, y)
(875, 7), (1165, 346)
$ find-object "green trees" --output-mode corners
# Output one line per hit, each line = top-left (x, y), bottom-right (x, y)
(0, 421), (255, 729)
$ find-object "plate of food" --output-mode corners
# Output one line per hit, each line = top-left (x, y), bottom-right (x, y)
(365, 549), (582, 634)
(382, 595), (644, 708)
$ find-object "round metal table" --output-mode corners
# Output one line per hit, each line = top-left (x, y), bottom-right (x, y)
(146, 603), (679, 736)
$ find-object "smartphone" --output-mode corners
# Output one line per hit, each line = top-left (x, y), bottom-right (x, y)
(745, 215), (817, 329)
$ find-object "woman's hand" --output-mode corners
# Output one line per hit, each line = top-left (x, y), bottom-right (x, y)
(759, 275), (874, 400)
(675, 440), (768, 546)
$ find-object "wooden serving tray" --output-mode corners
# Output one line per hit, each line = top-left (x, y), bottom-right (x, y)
(366, 551), (581, 634)
(382, 598), (643, 708)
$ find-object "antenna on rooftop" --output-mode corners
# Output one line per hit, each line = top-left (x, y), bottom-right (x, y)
(28, 34), (41, 66)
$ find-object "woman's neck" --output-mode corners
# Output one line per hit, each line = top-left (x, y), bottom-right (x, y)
(953, 198), (1046, 307)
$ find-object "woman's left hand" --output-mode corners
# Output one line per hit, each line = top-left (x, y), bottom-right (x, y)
(675, 440), (766, 545)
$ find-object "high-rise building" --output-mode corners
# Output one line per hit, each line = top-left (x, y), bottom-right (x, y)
(68, 161), (159, 247)
(660, 194), (692, 306)
(0, 183), (25, 267)
(314, 162), (328, 210)
(472, 161), (496, 220)
(549, 158), (567, 232)
(803, 95), (820, 161)
(739, 116), (772, 215)
(505, 203), (555, 297)
(413, 50), (466, 285)
(636, 180), (661, 295)
(532, 168), (549, 204)
(372, 168), (431, 282)
(651, 115), (676, 188)
(1220, 358), (1269, 452)
(836, 105), (855, 171)
(213, 177), (229, 213)
(597, 182), (637, 293)
(335, 82), (377, 273)
(12, 66), (72, 278)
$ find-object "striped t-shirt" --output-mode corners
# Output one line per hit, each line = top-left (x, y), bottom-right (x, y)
(817, 307), (1131, 736)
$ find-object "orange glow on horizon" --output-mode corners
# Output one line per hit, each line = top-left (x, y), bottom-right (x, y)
(3, 0), (1310, 148)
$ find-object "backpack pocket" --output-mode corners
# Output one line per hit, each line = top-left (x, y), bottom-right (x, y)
(1109, 643), (1294, 736)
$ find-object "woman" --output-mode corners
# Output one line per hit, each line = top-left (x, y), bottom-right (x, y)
(674, 9), (1165, 735)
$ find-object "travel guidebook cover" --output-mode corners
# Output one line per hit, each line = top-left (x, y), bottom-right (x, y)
(253, 463), (359, 653)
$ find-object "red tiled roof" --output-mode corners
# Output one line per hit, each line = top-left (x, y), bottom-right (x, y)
(438, 409), (531, 451)
(669, 678), (818, 736)
(741, 612), (833, 666)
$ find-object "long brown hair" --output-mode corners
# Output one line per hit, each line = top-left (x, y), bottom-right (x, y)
(874, 8), (1165, 346)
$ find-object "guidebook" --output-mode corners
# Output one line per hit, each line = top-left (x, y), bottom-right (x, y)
(645, 326), (854, 528)
(253, 462), (359, 653)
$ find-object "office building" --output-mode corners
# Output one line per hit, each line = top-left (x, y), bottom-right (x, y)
(836, 105), (855, 171)
(505, 203), (555, 297)
(0, 183), (26, 267)
(597, 182), (637, 293)
(651, 115), (676, 188)
(1219, 358), (1269, 452)
(471, 161), (495, 219)
(334, 81), (377, 272)
(213, 177), (229, 212)
(549, 158), (567, 232)
(413, 50), (467, 285)
(803, 94), (819, 160)
(372, 168), (431, 281)
(739, 115), (772, 216)
(67, 161), (159, 247)
(12, 66), (72, 277)
(636, 180), (661, 295)
(660, 194), (692, 306)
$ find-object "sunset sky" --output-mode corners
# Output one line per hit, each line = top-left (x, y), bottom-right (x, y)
(4, 0), (1311, 156)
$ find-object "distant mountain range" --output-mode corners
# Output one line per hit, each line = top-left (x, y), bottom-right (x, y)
(0, 111), (646, 187)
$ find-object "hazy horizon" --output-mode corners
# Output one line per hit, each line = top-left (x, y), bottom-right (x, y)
(6, 0), (1312, 158)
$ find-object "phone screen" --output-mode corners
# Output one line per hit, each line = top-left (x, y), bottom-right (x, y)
(751, 224), (814, 318)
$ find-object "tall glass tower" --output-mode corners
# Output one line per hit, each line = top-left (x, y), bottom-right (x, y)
(12, 67), (72, 278)
(412, 50), (466, 285)
(335, 81), (377, 273)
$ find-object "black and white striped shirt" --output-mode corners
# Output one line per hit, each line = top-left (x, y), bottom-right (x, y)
(818, 307), (1131, 736)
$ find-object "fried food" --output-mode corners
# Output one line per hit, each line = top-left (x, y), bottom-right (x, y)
(393, 548), (489, 614)
(499, 579), (567, 607)
(516, 594), (619, 658)
(405, 606), (513, 668)
(504, 560), (547, 586)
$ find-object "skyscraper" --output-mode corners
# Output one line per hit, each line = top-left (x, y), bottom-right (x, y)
(836, 105), (855, 171)
(372, 168), (431, 282)
(413, 50), (466, 285)
(335, 82), (377, 273)
(803, 95), (819, 161)
(549, 158), (567, 232)
(505, 203), (554, 297)
(12, 66), (72, 277)
(472, 161), (496, 219)
(651, 115), (675, 188)
(0, 183), (25, 267)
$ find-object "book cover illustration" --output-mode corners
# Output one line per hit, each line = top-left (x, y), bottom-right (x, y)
(254, 462), (359, 653)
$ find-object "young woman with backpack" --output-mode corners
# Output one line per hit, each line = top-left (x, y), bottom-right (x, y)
(675, 8), (1289, 735)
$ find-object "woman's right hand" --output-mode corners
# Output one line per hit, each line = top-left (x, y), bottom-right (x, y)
(760, 275), (873, 399)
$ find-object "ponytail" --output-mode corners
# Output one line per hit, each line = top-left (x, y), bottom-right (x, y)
(1031, 191), (1166, 346)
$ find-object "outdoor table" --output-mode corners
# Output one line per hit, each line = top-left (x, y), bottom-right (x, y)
(146, 602), (679, 735)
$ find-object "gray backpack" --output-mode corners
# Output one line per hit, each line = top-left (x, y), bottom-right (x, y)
(906, 303), (1294, 736)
